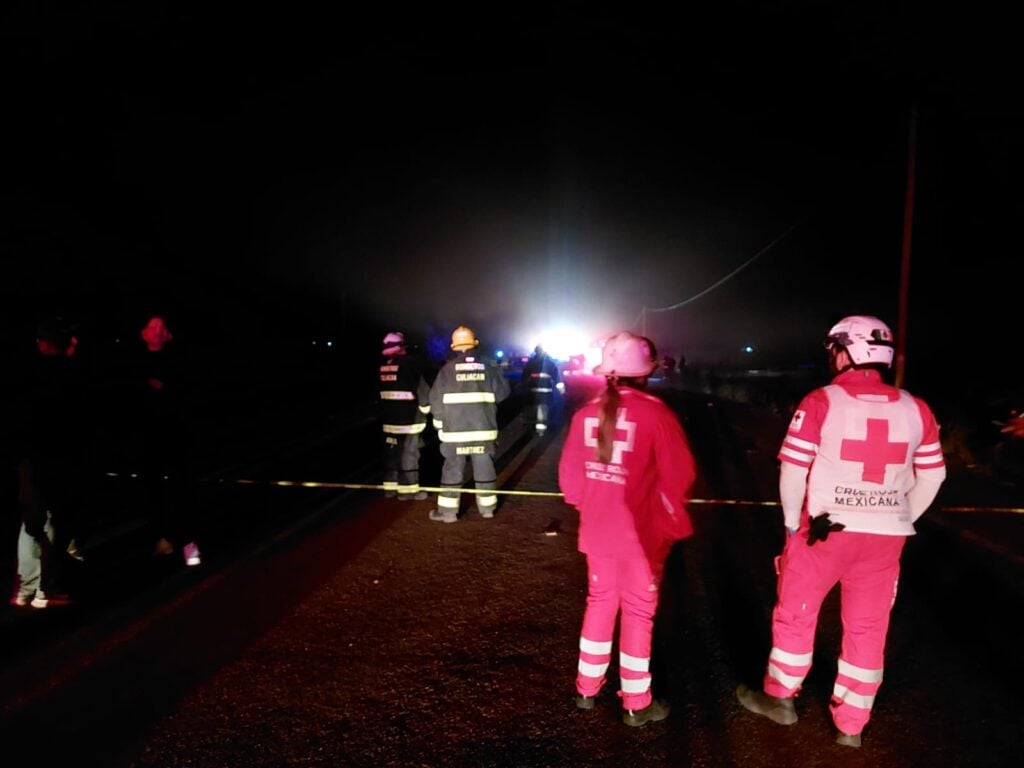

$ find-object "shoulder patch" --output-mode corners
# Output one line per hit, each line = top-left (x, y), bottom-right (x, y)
(789, 409), (806, 433)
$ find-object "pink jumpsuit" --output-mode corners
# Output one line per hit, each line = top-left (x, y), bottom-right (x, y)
(769, 368), (946, 735)
(558, 386), (697, 710)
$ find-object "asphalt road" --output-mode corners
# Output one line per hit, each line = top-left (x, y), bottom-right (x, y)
(1, 382), (1021, 767)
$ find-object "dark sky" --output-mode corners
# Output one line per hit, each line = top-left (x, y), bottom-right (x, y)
(2, 2), (1019, 386)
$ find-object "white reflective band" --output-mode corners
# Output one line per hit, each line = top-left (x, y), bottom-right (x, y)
(578, 660), (609, 678)
(619, 652), (650, 672)
(383, 423), (426, 434)
(620, 676), (652, 694)
(767, 662), (806, 691)
(433, 419), (443, 429)
(579, 637), (613, 655)
(779, 445), (816, 463)
(769, 647), (813, 667)
(438, 496), (460, 509)
(383, 481), (398, 490)
(530, 387), (553, 393)
(442, 392), (497, 404)
(477, 495), (497, 506)
(833, 683), (875, 710)
(381, 391), (415, 400)
(536, 424), (547, 432)
(419, 404), (431, 413)
(837, 659), (883, 683)
(397, 484), (420, 493)
(439, 430), (498, 443)
(530, 372), (551, 379)
(784, 435), (818, 452)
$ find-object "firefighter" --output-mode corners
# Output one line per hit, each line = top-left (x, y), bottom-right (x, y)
(428, 325), (510, 522)
(736, 315), (947, 748)
(378, 331), (431, 501)
(521, 344), (562, 436)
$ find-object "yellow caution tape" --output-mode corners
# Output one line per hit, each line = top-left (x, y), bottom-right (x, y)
(104, 473), (1024, 514)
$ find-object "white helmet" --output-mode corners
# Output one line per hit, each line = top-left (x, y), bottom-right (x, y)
(382, 331), (405, 355)
(825, 315), (894, 367)
(593, 331), (657, 377)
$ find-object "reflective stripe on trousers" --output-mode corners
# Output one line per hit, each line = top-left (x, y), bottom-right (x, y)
(576, 553), (662, 711)
(766, 530), (903, 735)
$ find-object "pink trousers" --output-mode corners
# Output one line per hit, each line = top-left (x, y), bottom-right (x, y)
(576, 553), (663, 711)
(764, 530), (905, 735)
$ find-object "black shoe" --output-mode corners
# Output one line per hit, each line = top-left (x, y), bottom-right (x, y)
(398, 491), (428, 501)
(623, 699), (669, 727)
(428, 509), (458, 523)
(836, 731), (862, 748)
(575, 694), (595, 710)
(736, 684), (798, 725)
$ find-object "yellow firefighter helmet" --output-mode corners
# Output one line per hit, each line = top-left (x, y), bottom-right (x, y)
(450, 325), (480, 351)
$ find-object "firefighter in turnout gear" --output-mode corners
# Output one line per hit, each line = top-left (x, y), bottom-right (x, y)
(378, 331), (431, 501)
(736, 315), (946, 748)
(521, 344), (562, 436)
(428, 326), (510, 522)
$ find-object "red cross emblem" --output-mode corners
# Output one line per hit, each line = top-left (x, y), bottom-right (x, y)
(840, 418), (908, 484)
(584, 409), (636, 464)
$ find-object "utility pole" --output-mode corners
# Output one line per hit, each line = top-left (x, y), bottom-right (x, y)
(895, 105), (917, 388)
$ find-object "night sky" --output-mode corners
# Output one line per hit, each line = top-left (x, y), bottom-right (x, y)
(3, 3), (1019, 388)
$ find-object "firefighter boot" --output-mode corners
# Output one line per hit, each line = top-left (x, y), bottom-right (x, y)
(736, 684), (798, 725)
(623, 699), (670, 727)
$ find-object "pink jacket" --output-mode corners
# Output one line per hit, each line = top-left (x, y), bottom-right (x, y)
(558, 386), (697, 561)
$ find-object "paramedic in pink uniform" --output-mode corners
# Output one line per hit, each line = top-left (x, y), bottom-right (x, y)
(558, 331), (698, 727)
(737, 315), (946, 748)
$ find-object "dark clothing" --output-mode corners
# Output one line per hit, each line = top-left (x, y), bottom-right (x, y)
(378, 352), (431, 498)
(129, 344), (200, 550)
(521, 352), (561, 434)
(12, 349), (96, 596)
(429, 350), (510, 516)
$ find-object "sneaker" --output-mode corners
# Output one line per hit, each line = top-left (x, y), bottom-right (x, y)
(30, 596), (49, 609)
(836, 732), (862, 748)
(66, 538), (85, 562)
(736, 684), (798, 725)
(183, 542), (202, 566)
(623, 698), (670, 727)
(154, 537), (174, 556)
(428, 509), (458, 524)
(398, 491), (429, 501)
(575, 694), (596, 711)
(478, 507), (495, 519)
(13, 594), (31, 607)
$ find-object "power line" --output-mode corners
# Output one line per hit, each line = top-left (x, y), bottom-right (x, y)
(631, 217), (806, 330)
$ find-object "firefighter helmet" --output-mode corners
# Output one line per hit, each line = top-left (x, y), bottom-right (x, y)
(382, 331), (405, 355)
(450, 325), (479, 351)
(824, 315), (894, 367)
(593, 331), (657, 377)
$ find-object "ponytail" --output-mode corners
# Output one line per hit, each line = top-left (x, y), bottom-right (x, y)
(596, 377), (622, 463)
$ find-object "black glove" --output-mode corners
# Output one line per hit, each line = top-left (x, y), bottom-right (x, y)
(807, 513), (845, 546)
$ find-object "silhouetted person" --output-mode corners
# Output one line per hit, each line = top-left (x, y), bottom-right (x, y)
(521, 344), (562, 436)
(132, 315), (202, 567)
(11, 316), (93, 607)
(377, 331), (431, 501)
